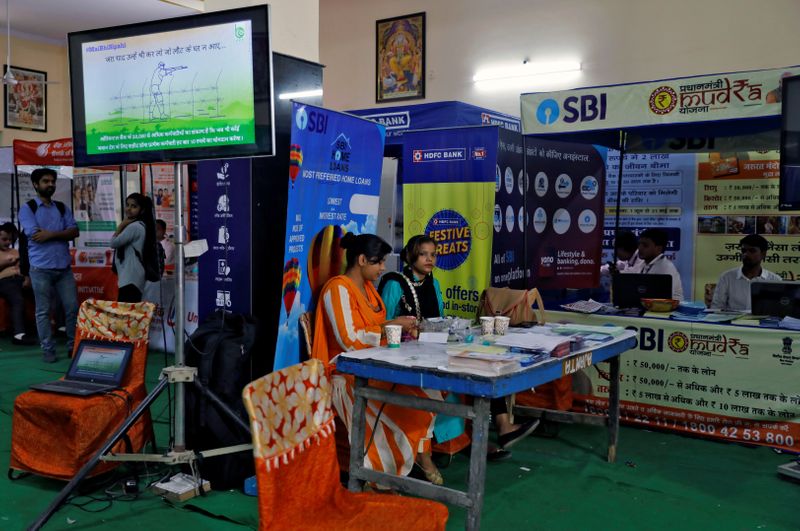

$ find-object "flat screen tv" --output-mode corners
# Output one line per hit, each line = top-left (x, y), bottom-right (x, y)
(68, 6), (274, 167)
(779, 75), (800, 210)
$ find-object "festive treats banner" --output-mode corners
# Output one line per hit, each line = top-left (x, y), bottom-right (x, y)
(694, 150), (800, 302)
(273, 103), (386, 370)
(197, 158), (252, 319)
(524, 138), (606, 289)
(492, 128), (526, 289)
(402, 126), (497, 318)
(554, 311), (800, 452)
(521, 66), (800, 136)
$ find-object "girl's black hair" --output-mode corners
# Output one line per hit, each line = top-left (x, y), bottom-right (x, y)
(126, 193), (157, 259)
(400, 234), (436, 266)
(340, 232), (391, 269)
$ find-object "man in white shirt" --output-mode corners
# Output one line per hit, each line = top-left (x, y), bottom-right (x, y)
(625, 228), (684, 300)
(710, 234), (782, 311)
(601, 230), (643, 274)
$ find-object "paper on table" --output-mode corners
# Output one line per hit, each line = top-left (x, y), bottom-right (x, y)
(418, 332), (449, 344)
(494, 333), (569, 352)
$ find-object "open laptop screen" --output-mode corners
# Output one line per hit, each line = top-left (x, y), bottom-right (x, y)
(751, 281), (800, 318)
(66, 340), (134, 384)
(612, 273), (673, 309)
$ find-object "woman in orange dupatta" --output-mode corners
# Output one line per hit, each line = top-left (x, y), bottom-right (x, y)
(313, 233), (444, 484)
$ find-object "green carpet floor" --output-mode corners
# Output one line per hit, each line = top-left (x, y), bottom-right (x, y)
(1, 337), (797, 530)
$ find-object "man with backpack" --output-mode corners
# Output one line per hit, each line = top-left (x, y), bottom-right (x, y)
(18, 168), (79, 363)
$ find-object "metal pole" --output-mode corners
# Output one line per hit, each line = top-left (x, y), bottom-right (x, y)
(612, 131), (627, 264)
(173, 162), (186, 451)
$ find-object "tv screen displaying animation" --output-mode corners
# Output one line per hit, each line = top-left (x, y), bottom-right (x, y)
(68, 6), (274, 167)
(780, 75), (800, 210)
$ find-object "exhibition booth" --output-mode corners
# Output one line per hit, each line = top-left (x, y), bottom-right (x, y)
(2, 3), (799, 529)
(520, 66), (800, 449)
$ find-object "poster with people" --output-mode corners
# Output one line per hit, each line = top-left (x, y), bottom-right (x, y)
(274, 103), (386, 370)
(694, 150), (800, 302)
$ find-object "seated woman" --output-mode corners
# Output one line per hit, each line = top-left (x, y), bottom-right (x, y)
(313, 233), (444, 485)
(379, 235), (539, 457)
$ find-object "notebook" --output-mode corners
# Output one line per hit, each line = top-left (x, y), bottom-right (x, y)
(30, 339), (134, 396)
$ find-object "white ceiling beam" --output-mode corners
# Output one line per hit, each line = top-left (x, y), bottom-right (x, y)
(158, 0), (205, 12)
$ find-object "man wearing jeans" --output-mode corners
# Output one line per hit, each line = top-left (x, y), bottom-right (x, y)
(18, 168), (79, 362)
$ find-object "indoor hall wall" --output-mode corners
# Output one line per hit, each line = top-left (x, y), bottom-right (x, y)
(0, 35), (70, 143)
(320, 0), (800, 116)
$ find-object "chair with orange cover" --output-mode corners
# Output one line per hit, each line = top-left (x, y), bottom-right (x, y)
(242, 359), (449, 531)
(10, 299), (156, 480)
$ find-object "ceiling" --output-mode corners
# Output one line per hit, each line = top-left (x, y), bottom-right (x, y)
(3, 0), (199, 45)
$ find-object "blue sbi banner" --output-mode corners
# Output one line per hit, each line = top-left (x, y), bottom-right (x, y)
(274, 102), (386, 370)
(197, 158), (252, 319)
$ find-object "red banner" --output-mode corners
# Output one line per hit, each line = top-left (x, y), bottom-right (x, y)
(73, 266), (118, 305)
(13, 138), (73, 166)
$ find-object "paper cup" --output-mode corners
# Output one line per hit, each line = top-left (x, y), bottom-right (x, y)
(479, 316), (495, 336)
(494, 316), (511, 335)
(385, 325), (403, 348)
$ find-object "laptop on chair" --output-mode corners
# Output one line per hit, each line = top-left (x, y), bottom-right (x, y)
(30, 339), (134, 396)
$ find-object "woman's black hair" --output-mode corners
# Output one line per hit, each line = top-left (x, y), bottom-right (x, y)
(340, 233), (391, 269)
(126, 193), (157, 258)
(400, 234), (436, 266)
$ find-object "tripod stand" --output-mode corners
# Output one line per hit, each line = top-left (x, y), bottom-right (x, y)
(29, 164), (252, 531)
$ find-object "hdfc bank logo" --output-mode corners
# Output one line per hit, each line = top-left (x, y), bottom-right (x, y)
(668, 331), (689, 353)
(413, 150), (423, 162)
(649, 86), (677, 115)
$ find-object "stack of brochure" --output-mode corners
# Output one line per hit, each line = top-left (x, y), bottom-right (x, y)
(448, 351), (520, 376)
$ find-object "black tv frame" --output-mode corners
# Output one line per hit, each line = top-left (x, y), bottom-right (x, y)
(68, 5), (274, 167)
(779, 75), (800, 210)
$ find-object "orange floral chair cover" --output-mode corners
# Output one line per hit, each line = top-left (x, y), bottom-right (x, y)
(242, 359), (449, 531)
(10, 299), (156, 480)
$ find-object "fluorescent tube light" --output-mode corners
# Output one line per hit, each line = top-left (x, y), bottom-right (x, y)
(473, 61), (581, 83)
(278, 89), (324, 100)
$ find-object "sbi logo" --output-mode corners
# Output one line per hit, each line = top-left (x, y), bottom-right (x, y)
(536, 94), (608, 126)
(536, 99), (560, 125)
(295, 107), (329, 134)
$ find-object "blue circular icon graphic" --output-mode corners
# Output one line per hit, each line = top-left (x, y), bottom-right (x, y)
(295, 107), (308, 130)
(425, 209), (471, 271)
(536, 99), (560, 125)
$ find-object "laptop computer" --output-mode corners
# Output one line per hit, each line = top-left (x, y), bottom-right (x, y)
(751, 281), (800, 318)
(612, 273), (673, 310)
(30, 339), (134, 396)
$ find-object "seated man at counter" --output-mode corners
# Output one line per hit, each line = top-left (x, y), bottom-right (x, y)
(602, 230), (642, 274)
(710, 234), (781, 311)
(625, 228), (684, 301)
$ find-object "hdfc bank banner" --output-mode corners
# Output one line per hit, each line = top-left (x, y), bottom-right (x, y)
(521, 66), (800, 135)
(403, 126), (498, 318)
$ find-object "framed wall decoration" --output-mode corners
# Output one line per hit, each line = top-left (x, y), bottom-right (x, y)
(4, 65), (47, 132)
(376, 12), (425, 103)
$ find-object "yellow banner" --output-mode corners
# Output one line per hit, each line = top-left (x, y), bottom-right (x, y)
(552, 311), (800, 451)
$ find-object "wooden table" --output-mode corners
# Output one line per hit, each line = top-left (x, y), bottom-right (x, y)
(336, 330), (637, 530)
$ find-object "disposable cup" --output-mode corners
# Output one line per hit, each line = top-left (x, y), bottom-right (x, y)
(494, 316), (511, 335)
(385, 325), (403, 348)
(479, 316), (495, 336)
